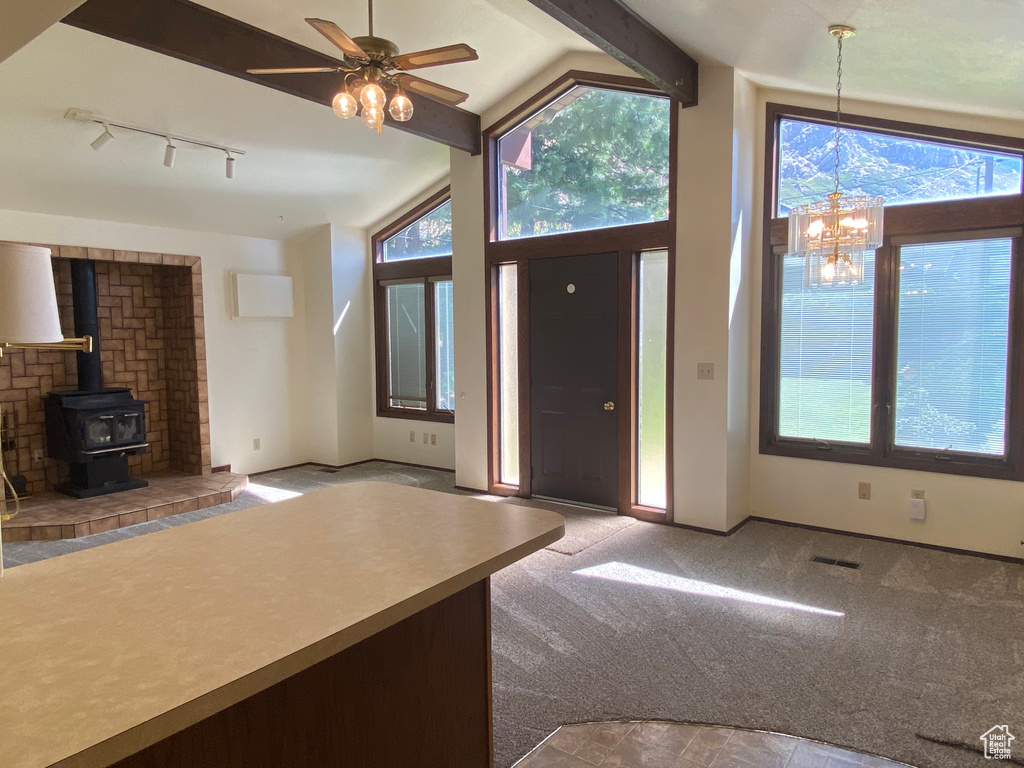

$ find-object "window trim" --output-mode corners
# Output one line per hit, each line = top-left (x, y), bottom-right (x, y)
(372, 187), (455, 424)
(760, 103), (1024, 481)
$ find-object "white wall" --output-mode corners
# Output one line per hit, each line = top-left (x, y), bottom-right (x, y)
(0, 208), (307, 474)
(330, 225), (375, 466)
(672, 66), (759, 532)
(290, 225), (337, 464)
(726, 72), (757, 531)
(748, 88), (1024, 558)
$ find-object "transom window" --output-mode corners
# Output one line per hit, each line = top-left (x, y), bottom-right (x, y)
(372, 188), (454, 423)
(496, 85), (670, 240)
(761, 104), (1024, 481)
(382, 200), (452, 262)
(777, 118), (1023, 216)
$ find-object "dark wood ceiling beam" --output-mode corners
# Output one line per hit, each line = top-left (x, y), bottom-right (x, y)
(61, 0), (481, 154)
(524, 0), (698, 106)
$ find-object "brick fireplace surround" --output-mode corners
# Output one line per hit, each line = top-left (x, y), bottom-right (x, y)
(1, 245), (213, 502)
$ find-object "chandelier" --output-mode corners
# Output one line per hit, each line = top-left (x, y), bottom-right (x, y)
(788, 25), (883, 286)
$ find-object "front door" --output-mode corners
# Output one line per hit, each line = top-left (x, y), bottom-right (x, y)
(529, 252), (618, 507)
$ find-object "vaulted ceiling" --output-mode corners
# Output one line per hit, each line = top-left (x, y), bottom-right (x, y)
(0, 0), (1021, 241)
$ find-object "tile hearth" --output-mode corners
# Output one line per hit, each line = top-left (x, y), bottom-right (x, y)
(1, 472), (246, 542)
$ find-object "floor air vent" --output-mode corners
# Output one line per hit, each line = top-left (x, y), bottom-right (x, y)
(811, 556), (862, 570)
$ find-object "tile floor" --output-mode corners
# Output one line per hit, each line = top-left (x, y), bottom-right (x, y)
(1, 471), (247, 541)
(515, 722), (908, 768)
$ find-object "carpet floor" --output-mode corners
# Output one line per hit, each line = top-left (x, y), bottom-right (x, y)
(5, 462), (1021, 768)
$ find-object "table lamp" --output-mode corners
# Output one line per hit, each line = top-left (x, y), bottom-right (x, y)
(0, 242), (92, 576)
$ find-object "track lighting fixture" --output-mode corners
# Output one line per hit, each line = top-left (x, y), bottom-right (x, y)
(163, 138), (177, 169)
(66, 108), (244, 178)
(90, 123), (114, 151)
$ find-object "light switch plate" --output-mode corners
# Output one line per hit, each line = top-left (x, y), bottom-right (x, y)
(697, 363), (714, 380)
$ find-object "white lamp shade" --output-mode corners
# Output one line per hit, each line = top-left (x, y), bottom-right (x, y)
(0, 243), (63, 343)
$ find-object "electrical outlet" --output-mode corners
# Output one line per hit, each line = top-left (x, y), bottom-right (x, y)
(252, 438), (261, 451)
(31, 449), (44, 462)
(858, 482), (871, 500)
(911, 489), (925, 500)
(430, 433), (436, 446)
(423, 432), (429, 444)
(697, 363), (715, 380)
(409, 430), (415, 443)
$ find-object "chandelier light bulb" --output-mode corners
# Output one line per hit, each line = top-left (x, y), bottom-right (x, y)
(332, 90), (358, 119)
(389, 90), (414, 122)
(359, 81), (386, 111)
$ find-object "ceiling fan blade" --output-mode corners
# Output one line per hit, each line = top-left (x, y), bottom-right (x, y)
(400, 74), (469, 106)
(247, 66), (343, 75)
(305, 18), (368, 60)
(393, 43), (478, 71)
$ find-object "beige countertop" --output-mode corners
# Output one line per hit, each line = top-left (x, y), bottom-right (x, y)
(0, 481), (564, 768)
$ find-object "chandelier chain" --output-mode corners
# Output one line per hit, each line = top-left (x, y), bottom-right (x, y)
(833, 33), (844, 195)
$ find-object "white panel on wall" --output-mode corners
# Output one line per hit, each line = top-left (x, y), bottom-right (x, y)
(234, 273), (294, 318)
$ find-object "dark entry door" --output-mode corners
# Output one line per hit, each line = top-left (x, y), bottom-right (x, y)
(530, 252), (618, 507)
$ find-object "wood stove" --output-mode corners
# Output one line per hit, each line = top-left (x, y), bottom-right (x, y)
(43, 259), (150, 498)
(45, 389), (149, 497)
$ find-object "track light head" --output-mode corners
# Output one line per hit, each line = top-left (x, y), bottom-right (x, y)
(91, 124), (114, 151)
(163, 139), (177, 169)
(225, 152), (235, 179)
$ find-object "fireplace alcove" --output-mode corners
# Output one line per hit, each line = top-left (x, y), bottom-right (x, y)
(0, 246), (246, 542)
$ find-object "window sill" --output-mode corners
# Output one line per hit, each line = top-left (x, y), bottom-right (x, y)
(376, 408), (455, 425)
(760, 439), (1021, 482)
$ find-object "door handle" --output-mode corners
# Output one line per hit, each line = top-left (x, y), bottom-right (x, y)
(603, 401), (615, 411)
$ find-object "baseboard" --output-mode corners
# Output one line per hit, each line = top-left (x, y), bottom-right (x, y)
(249, 459), (374, 477)
(211, 465), (231, 473)
(376, 459), (456, 473)
(250, 458), (455, 478)
(667, 516), (751, 537)
(747, 515), (1024, 565)
(454, 485), (491, 494)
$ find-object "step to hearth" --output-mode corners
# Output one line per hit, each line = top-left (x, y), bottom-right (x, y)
(1, 472), (247, 541)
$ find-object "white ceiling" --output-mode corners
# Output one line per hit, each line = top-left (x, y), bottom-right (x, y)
(629, 0), (1024, 120)
(0, 0), (1022, 241)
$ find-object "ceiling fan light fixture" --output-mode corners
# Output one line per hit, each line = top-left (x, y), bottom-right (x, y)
(332, 89), (359, 119)
(359, 81), (386, 111)
(389, 88), (413, 122)
(361, 105), (384, 134)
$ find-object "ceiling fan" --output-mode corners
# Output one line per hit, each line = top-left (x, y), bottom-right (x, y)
(247, 0), (477, 134)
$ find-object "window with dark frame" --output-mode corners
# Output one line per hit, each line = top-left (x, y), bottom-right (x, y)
(372, 188), (455, 423)
(760, 104), (1024, 481)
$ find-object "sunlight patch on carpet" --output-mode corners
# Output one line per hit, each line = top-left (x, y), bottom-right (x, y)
(574, 561), (845, 617)
(246, 483), (303, 503)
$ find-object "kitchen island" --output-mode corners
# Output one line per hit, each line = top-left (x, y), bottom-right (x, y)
(0, 481), (564, 768)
